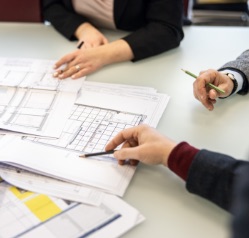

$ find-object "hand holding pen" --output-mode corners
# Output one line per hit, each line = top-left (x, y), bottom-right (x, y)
(182, 69), (234, 111)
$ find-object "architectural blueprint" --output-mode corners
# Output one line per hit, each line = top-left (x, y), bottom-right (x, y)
(0, 81), (170, 196)
(0, 57), (85, 137)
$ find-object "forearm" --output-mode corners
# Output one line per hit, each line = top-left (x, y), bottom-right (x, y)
(186, 150), (248, 211)
(121, 0), (184, 61)
(42, 0), (87, 40)
(168, 142), (249, 211)
(123, 22), (183, 62)
(99, 39), (134, 65)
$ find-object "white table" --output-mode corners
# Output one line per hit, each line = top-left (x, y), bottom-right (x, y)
(1, 22), (249, 238)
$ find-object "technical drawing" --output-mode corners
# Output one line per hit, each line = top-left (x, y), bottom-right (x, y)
(0, 87), (58, 132)
(25, 104), (147, 154)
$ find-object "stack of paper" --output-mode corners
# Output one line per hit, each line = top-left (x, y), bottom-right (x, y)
(0, 57), (170, 238)
(0, 179), (144, 238)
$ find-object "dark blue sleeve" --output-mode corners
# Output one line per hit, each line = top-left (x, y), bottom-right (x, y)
(231, 164), (249, 238)
(186, 149), (249, 211)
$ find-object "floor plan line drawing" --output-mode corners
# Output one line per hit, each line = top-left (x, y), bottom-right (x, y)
(0, 57), (85, 137)
(0, 57), (85, 93)
(0, 87), (59, 132)
(1, 66), (61, 91)
(25, 104), (147, 155)
(5, 88), (58, 132)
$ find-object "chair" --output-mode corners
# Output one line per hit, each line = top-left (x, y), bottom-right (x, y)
(0, 0), (42, 22)
(183, 0), (192, 25)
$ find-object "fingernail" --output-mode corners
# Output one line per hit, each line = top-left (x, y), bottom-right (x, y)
(59, 74), (64, 78)
(53, 72), (58, 77)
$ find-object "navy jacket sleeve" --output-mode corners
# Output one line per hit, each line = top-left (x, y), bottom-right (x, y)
(186, 149), (249, 211)
(231, 164), (249, 238)
(186, 150), (249, 238)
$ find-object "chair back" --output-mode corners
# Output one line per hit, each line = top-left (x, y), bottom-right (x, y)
(0, 0), (42, 22)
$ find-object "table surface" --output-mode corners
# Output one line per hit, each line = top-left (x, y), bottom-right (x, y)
(1, 22), (249, 238)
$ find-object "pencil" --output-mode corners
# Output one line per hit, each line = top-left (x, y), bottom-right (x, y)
(77, 41), (84, 49)
(181, 69), (225, 94)
(79, 150), (116, 158)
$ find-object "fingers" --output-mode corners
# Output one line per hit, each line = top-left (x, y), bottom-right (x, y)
(106, 127), (140, 166)
(53, 63), (87, 79)
(193, 86), (216, 111)
(114, 147), (140, 166)
(53, 51), (89, 79)
(106, 126), (139, 151)
(193, 69), (221, 111)
(53, 52), (76, 70)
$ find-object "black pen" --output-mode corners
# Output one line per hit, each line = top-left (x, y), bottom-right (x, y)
(79, 150), (117, 158)
(77, 41), (84, 49)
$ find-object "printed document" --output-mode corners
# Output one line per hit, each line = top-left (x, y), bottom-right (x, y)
(0, 57), (85, 137)
(0, 81), (170, 196)
(0, 179), (144, 238)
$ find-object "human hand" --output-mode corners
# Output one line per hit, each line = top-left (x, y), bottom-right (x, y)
(193, 69), (234, 111)
(105, 124), (177, 166)
(53, 46), (108, 79)
(53, 40), (134, 79)
(75, 22), (108, 49)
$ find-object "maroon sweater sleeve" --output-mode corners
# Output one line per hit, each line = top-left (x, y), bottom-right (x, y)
(168, 142), (199, 181)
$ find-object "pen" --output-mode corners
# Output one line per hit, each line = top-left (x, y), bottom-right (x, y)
(77, 41), (84, 49)
(79, 150), (117, 158)
(181, 69), (225, 94)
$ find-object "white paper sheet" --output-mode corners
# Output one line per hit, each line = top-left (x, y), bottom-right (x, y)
(0, 180), (144, 238)
(0, 81), (170, 196)
(0, 135), (136, 196)
(0, 164), (104, 206)
(0, 57), (85, 137)
(77, 81), (170, 128)
(0, 57), (85, 93)
(0, 87), (77, 137)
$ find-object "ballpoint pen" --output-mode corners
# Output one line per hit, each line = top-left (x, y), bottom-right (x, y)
(77, 41), (84, 49)
(181, 69), (225, 94)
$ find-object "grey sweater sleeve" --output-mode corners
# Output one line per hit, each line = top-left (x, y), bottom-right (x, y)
(219, 50), (249, 82)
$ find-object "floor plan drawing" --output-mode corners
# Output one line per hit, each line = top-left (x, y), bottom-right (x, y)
(0, 57), (85, 137)
(0, 57), (85, 92)
(25, 104), (146, 155)
(0, 86), (76, 137)
(0, 87), (58, 132)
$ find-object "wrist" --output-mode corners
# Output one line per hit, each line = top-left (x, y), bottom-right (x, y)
(162, 141), (177, 167)
(219, 68), (248, 96)
(168, 142), (199, 181)
(74, 22), (92, 39)
(100, 40), (134, 65)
